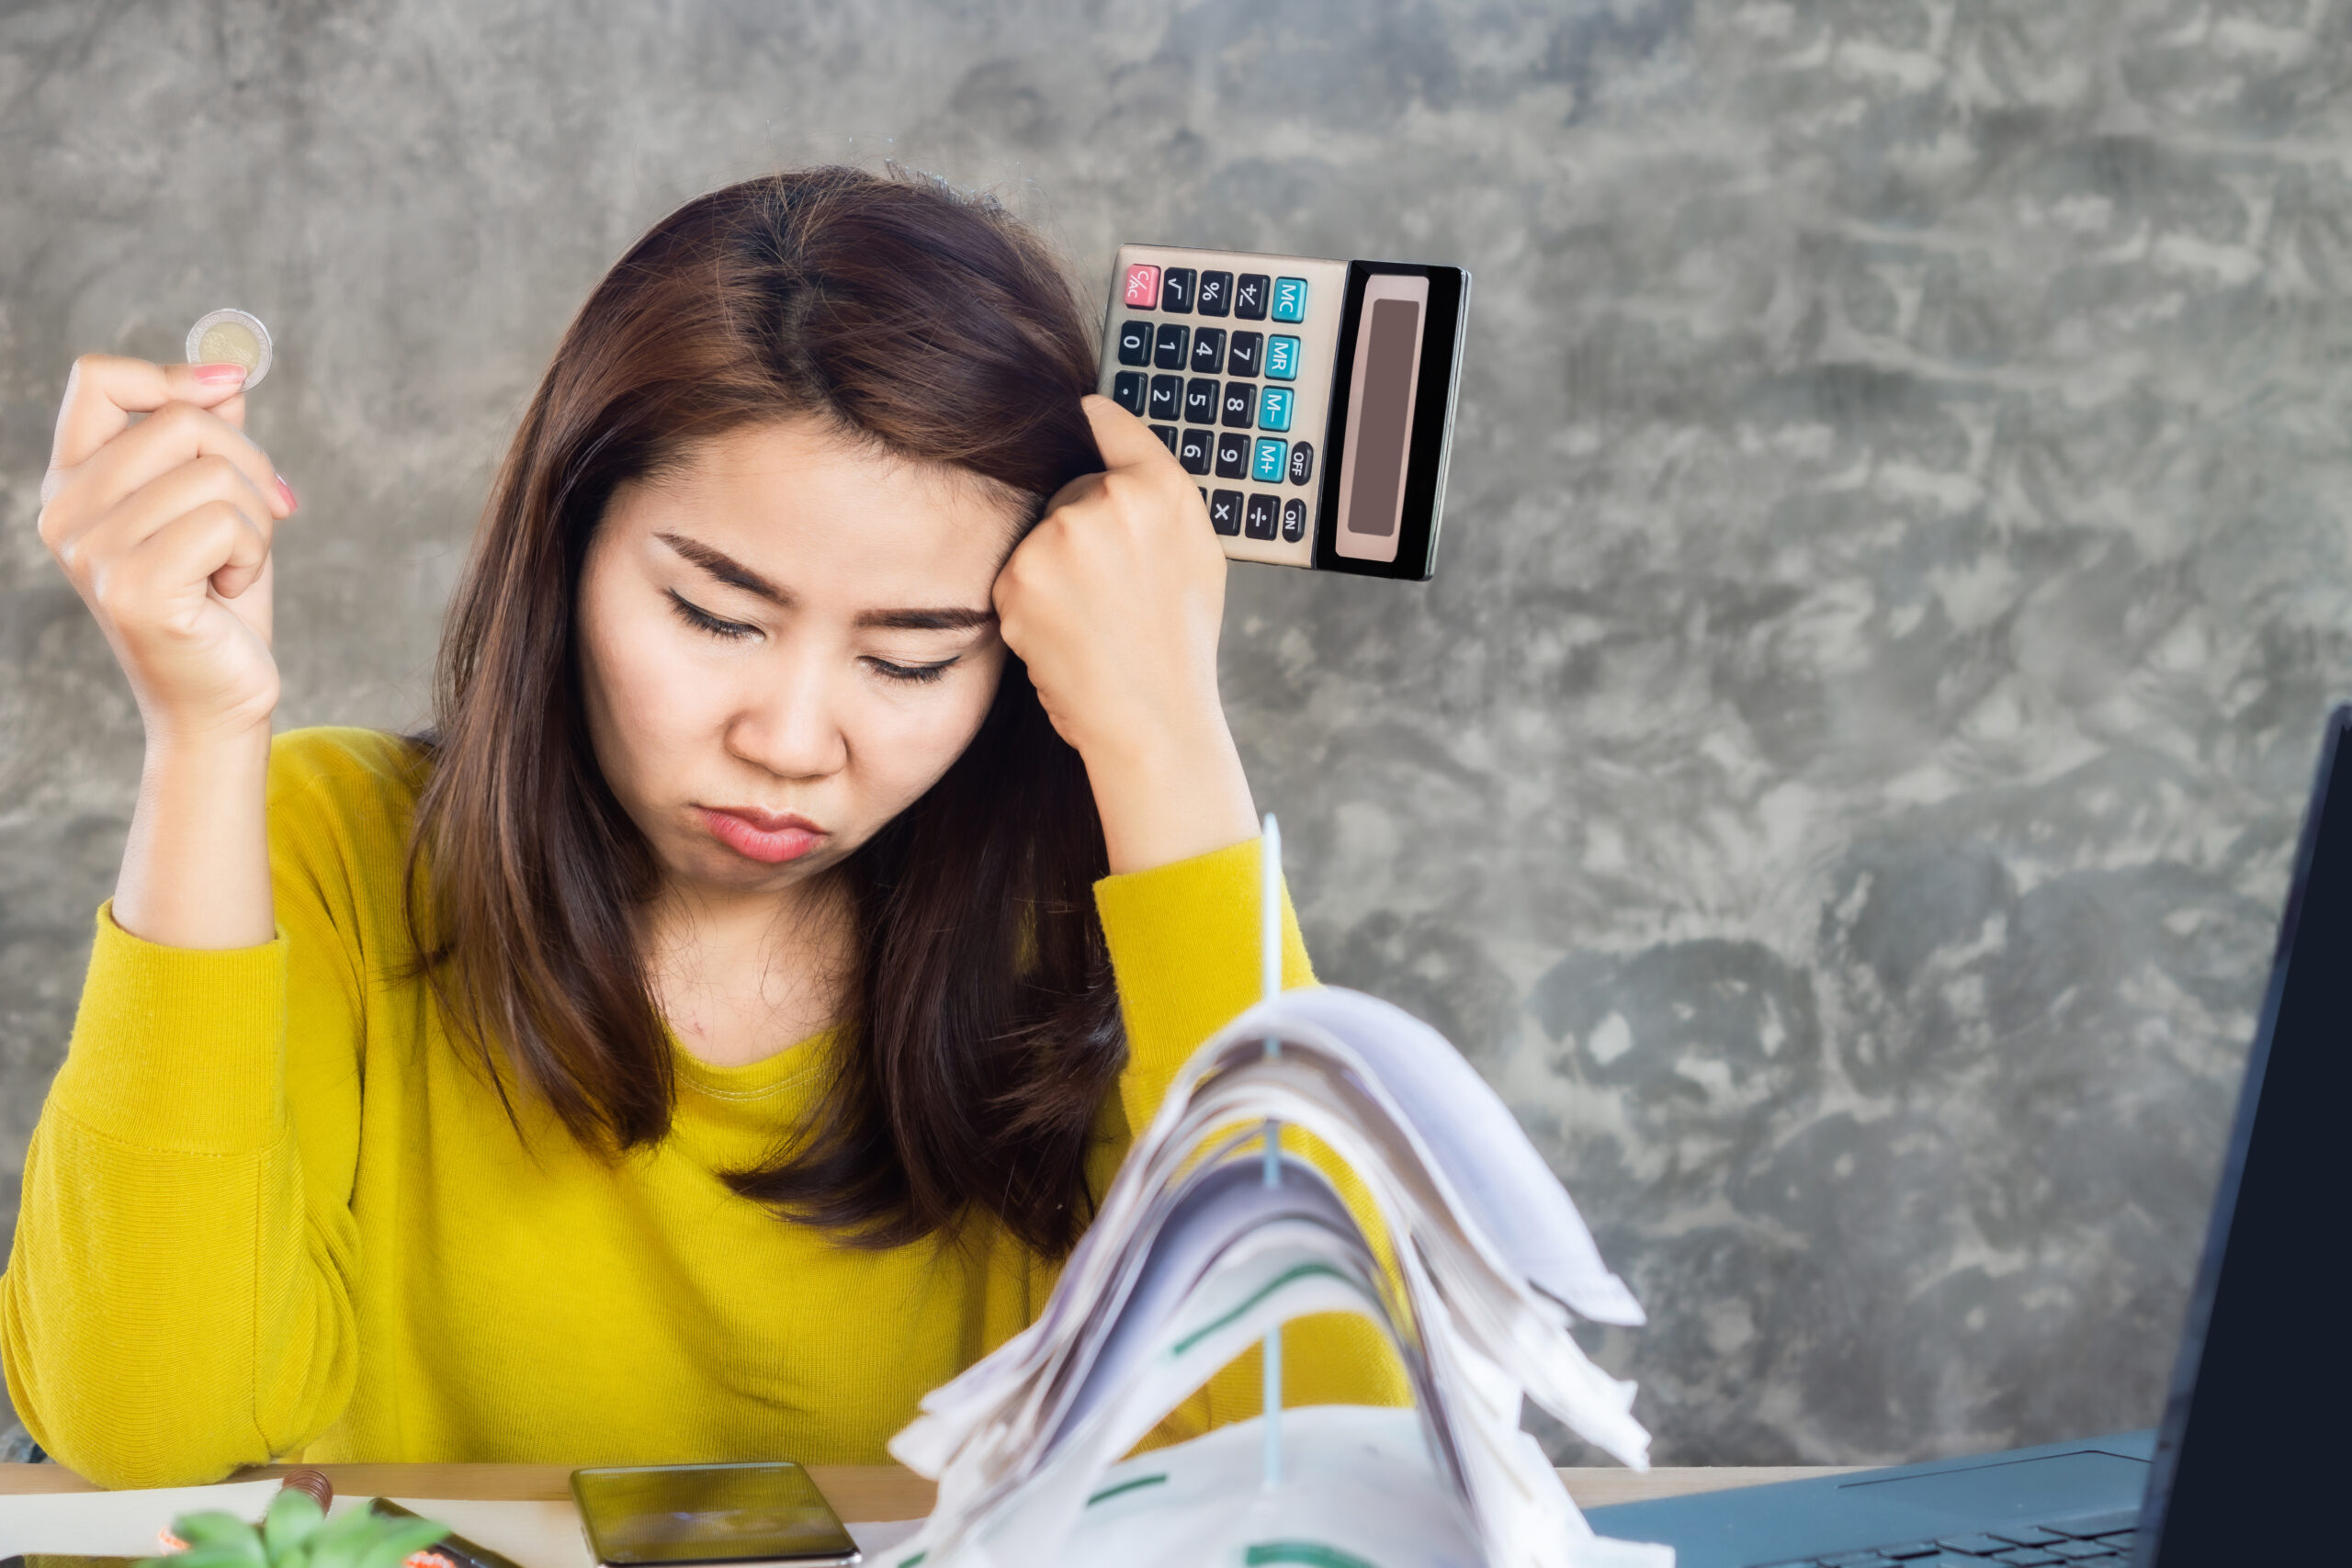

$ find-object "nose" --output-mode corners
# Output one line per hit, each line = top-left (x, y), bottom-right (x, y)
(724, 650), (850, 782)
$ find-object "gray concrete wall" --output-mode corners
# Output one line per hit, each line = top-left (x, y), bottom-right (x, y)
(5, 0), (2346, 1465)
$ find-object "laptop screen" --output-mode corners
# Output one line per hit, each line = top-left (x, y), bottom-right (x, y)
(2140, 705), (2352, 1564)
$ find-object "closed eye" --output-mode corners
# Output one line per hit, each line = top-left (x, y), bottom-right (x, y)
(668, 590), (758, 641)
(866, 656), (957, 684)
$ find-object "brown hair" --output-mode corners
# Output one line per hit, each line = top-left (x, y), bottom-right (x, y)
(404, 166), (1123, 1257)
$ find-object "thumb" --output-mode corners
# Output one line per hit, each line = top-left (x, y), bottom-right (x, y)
(1080, 393), (1178, 475)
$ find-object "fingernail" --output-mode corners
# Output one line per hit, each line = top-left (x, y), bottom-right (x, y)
(276, 474), (299, 513)
(193, 362), (250, 386)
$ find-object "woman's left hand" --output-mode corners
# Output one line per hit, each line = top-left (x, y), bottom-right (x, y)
(993, 395), (1258, 874)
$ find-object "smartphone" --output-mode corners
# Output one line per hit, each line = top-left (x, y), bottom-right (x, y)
(571, 1461), (860, 1568)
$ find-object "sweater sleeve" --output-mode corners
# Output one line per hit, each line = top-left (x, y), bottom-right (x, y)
(0, 732), (380, 1487)
(1091, 835), (1409, 1439)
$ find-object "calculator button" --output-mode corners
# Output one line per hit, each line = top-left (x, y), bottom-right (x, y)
(1198, 270), (1233, 317)
(1258, 386), (1294, 432)
(1148, 375), (1182, 421)
(1227, 331), (1263, 377)
(1160, 267), (1196, 313)
(1282, 497), (1307, 542)
(1222, 381), (1258, 428)
(1153, 323), (1189, 370)
(1111, 371), (1148, 415)
(1149, 423), (1179, 455)
(1287, 440), (1315, 485)
(1207, 488), (1243, 535)
(1235, 274), (1270, 320)
(1272, 277), (1308, 321)
(1189, 327), (1227, 375)
(1215, 432), (1250, 479)
(1123, 264), (1160, 310)
(1177, 426), (1214, 474)
(1183, 378), (1219, 423)
(1265, 335), (1301, 380)
(1245, 493), (1279, 539)
(1252, 437), (1287, 483)
(1115, 319), (1152, 366)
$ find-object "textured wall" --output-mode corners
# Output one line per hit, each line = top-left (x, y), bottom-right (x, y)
(5, 0), (2349, 1466)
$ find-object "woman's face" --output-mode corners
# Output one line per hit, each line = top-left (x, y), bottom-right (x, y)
(577, 418), (1022, 901)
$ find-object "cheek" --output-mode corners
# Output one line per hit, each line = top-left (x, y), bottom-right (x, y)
(579, 590), (722, 795)
(847, 658), (1006, 809)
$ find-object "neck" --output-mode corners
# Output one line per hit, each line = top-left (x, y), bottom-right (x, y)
(640, 867), (856, 1069)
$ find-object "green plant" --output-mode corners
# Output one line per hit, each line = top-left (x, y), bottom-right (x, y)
(138, 1489), (450, 1568)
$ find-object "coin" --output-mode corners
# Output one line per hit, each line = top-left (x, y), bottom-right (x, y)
(185, 308), (274, 391)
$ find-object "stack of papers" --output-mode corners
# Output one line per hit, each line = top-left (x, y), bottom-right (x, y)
(887, 987), (1673, 1568)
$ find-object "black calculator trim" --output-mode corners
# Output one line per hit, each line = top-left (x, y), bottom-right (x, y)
(1312, 261), (1471, 581)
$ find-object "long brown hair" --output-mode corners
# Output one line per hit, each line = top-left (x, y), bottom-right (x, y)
(405, 166), (1123, 1257)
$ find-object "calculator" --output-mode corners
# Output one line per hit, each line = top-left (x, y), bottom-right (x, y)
(1097, 244), (1470, 581)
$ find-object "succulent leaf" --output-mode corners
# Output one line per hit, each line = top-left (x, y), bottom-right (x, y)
(264, 1490), (327, 1562)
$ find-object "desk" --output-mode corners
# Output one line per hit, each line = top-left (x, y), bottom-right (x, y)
(2, 1460), (1860, 1514)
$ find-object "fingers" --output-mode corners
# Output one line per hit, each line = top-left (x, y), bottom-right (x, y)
(51, 355), (254, 473)
(125, 501), (275, 610)
(55, 395), (289, 527)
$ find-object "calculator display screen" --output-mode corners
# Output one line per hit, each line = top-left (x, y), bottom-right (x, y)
(1335, 273), (1430, 562)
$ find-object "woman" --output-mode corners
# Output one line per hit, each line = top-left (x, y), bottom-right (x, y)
(3, 167), (1399, 1488)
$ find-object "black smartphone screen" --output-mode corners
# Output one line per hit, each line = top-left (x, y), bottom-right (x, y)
(571, 1462), (859, 1565)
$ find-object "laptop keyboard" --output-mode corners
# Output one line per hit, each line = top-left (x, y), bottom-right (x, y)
(1751, 1506), (2143, 1567)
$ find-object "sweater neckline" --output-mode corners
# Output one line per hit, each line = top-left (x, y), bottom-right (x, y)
(664, 1022), (831, 1102)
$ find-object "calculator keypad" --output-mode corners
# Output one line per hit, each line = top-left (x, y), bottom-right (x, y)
(1101, 244), (1347, 568)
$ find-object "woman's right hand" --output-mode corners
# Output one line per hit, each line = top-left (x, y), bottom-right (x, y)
(36, 355), (298, 742)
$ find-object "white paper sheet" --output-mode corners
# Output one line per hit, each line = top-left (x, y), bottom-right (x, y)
(0, 1479), (283, 1554)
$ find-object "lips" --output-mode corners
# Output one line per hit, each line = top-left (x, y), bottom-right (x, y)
(696, 806), (826, 865)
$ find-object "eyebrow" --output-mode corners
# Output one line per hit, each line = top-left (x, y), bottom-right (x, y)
(655, 531), (995, 633)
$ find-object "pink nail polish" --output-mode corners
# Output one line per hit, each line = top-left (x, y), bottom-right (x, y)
(276, 474), (299, 513)
(192, 362), (250, 386)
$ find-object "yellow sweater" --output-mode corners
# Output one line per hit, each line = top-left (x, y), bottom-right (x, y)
(2, 727), (1400, 1488)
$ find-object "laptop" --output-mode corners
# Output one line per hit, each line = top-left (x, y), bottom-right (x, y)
(1586, 705), (2352, 1567)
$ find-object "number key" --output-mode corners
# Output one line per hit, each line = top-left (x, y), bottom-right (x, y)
(1153, 323), (1189, 370)
(1228, 331), (1263, 377)
(1190, 327), (1227, 375)
(1215, 432), (1250, 479)
(1183, 378), (1219, 423)
(1148, 374), (1182, 421)
(1115, 318), (1151, 366)
(1177, 426), (1213, 475)
(1221, 381), (1257, 428)
(1111, 371), (1147, 415)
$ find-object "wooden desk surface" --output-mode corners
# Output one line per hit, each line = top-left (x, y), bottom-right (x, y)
(1, 1460), (1861, 1515)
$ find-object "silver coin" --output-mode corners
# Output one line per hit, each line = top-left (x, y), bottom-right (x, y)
(184, 308), (274, 392)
